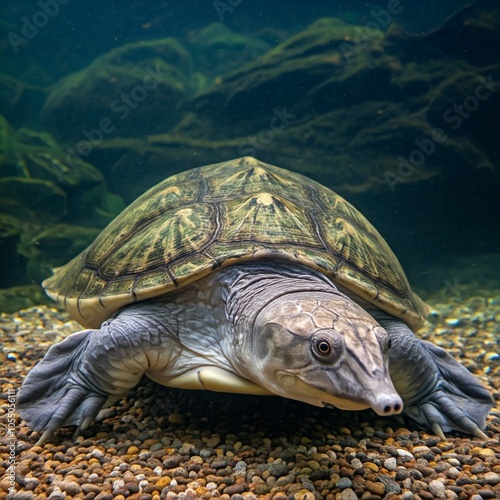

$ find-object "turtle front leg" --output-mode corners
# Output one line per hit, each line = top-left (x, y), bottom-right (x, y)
(17, 306), (173, 445)
(375, 314), (493, 440)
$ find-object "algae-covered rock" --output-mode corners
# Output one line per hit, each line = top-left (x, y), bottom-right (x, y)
(0, 116), (125, 226)
(175, 18), (387, 140)
(0, 116), (126, 295)
(42, 38), (194, 142)
(186, 23), (272, 90)
(0, 177), (66, 222)
(0, 73), (48, 128)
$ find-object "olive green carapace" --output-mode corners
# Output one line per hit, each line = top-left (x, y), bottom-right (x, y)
(43, 157), (427, 330)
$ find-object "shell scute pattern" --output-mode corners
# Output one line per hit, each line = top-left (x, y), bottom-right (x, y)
(85, 174), (204, 269)
(43, 157), (427, 329)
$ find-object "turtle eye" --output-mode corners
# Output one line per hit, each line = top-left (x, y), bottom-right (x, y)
(316, 339), (331, 355)
(311, 334), (342, 363)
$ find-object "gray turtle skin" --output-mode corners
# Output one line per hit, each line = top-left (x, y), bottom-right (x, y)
(18, 262), (492, 444)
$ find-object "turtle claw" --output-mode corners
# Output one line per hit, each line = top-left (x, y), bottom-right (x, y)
(431, 420), (489, 443)
(36, 429), (54, 447)
(431, 422), (446, 442)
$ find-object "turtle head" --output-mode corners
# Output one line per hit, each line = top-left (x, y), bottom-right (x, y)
(246, 291), (404, 417)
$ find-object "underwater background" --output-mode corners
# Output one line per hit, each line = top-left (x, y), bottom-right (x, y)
(0, 0), (499, 309)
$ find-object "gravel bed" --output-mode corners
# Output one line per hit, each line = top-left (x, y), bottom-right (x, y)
(0, 292), (499, 499)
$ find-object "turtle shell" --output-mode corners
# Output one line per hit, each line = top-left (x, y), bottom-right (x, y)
(44, 157), (428, 329)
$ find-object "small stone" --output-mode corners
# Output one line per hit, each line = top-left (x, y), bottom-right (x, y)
(276, 474), (295, 487)
(47, 488), (65, 500)
(212, 459), (228, 469)
(223, 482), (247, 495)
(81, 484), (101, 494)
(485, 351), (499, 361)
(445, 318), (461, 327)
(60, 481), (81, 495)
(476, 490), (496, 500)
(306, 460), (320, 470)
(206, 436), (221, 447)
(477, 448), (495, 458)
(156, 476), (172, 488)
(364, 462), (379, 472)
(364, 426), (375, 437)
(336, 477), (353, 489)
(168, 412), (184, 424)
(269, 462), (289, 477)
(338, 488), (358, 500)
(196, 449), (209, 460)
(350, 458), (363, 470)
(397, 449), (415, 461)
(413, 446), (431, 454)
(163, 454), (183, 468)
(428, 479), (446, 497)
(484, 471), (500, 485)
(384, 457), (397, 471)
(366, 480), (385, 496)
(90, 448), (105, 459)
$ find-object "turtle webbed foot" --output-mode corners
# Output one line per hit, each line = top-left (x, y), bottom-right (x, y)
(380, 314), (494, 439)
(402, 340), (493, 440)
(17, 329), (109, 445)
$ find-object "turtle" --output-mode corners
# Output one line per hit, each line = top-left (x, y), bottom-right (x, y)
(18, 156), (492, 444)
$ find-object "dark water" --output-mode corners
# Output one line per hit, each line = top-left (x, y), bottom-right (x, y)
(1, 0), (499, 312)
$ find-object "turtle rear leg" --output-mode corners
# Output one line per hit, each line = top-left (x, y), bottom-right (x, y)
(373, 313), (493, 439)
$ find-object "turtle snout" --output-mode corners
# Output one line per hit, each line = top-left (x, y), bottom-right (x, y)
(371, 392), (404, 416)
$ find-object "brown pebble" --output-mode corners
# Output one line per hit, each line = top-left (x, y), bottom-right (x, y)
(364, 462), (379, 473)
(365, 480), (385, 496)
(155, 476), (171, 488)
(206, 436), (221, 447)
(168, 412), (184, 424)
(81, 484), (102, 494)
(59, 480), (81, 495)
(223, 482), (247, 495)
